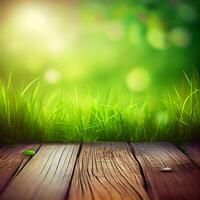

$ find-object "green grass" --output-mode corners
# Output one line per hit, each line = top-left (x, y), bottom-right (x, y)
(0, 70), (200, 143)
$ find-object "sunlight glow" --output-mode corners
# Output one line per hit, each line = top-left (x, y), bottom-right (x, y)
(0, 1), (198, 92)
(18, 7), (48, 33)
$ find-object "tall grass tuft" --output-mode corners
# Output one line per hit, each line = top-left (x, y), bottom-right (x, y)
(0, 70), (200, 143)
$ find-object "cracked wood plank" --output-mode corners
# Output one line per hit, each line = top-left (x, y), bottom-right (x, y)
(0, 144), (40, 194)
(132, 142), (200, 200)
(68, 143), (149, 200)
(1, 144), (80, 200)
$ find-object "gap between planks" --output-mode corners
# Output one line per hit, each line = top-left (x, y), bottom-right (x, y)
(0, 144), (40, 194)
(132, 142), (200, 200)
(68, 143), (150, 200)
(184, 142), (200, 168)
(1, 144), (81, 200)
(1, 142), (200, 200)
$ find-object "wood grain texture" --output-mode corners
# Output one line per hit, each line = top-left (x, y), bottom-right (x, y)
(68, 143), (149, 200)
(132, 142), (200, 200)
(185, 142), (200, 167)
(1, 144), (80, 200)
(0, 144), (40, 193)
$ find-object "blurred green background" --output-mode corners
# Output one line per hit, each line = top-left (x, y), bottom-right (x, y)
(0, 0), (199, 97)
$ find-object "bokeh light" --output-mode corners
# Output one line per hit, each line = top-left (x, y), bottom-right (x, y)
(126, 67), (151, 93)
(169, 27), (191, 48)
(0, 0), (199, 96)
(178, 4), (197, 21)
(146, 28), (167, 49)
(44, 69), (61, 84)
(155, 111), (169, 126)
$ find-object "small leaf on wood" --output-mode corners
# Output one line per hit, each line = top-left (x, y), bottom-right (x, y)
(23, 150), (36, 156)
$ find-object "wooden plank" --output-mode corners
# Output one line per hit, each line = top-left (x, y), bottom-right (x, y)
(1, 144), (80, 200)
(185, 142), (200, 167)
(132, 142), (200, 200)
(0, 144), (40, 193)
(68, 143), (150, 200)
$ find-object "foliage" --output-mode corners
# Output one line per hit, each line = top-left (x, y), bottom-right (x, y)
(0, 70), (200, 143)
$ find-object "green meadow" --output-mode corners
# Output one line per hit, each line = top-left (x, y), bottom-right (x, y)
(0, 70), (200, 143)
(0, 0), (200, 142)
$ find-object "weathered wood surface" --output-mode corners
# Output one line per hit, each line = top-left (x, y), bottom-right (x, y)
(185, 142), (200, 168)
(132, 142), (200, 200)
(0, 144), (40, 193)
(1, 142), (200, 200)
(68, 143), (149, 200)
(1, 144), (80, 200)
